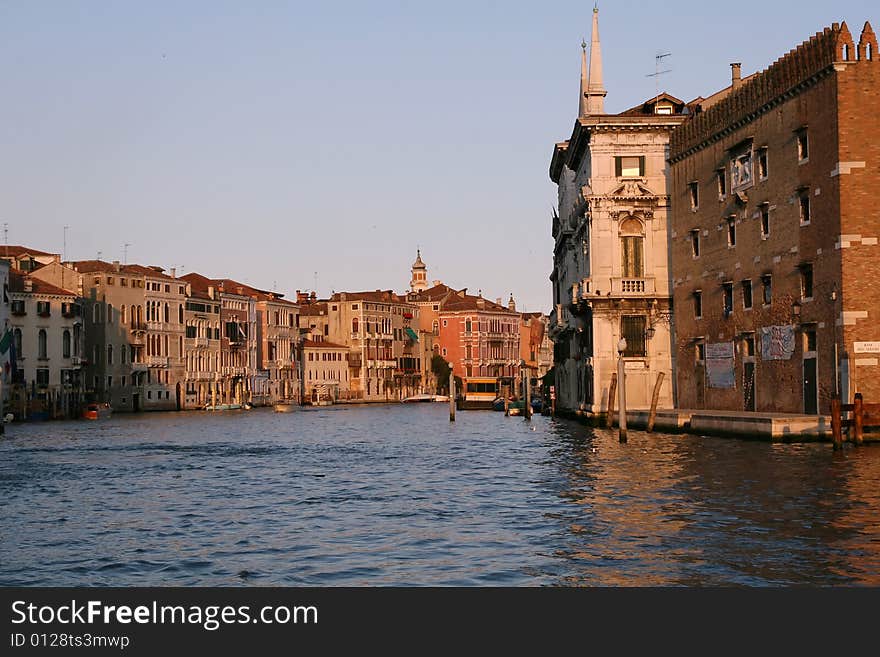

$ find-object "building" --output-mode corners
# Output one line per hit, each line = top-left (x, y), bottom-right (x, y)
(5, 270), (83, 418)
(70, 260), (186, 411)
(181, 282), (223, 410)
(438, 288), (521, 386)
(669, 21), (880, 414)
(0, 245), (60, 273)
(520, 312), (554, 383)
(0, 259), (8, 425)
(302, 339), (350, 402)
(549, 7), (687, 416)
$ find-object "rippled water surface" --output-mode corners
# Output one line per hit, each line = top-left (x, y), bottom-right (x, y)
(2, 405), (878, 586)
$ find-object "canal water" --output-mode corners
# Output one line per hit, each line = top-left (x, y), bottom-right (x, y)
(1, 404), (878, 586)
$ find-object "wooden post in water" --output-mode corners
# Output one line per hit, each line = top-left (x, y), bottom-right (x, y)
(854, 392), (864, 445)
(617, 339), (627, 443)
(504, 395), (509, 417)
(524, 366), (532, 420)
(606, 373), (617, 428)
(831, 397), (842, 450)
(449, 370), (455, 422)
(646, 372), (665, 433)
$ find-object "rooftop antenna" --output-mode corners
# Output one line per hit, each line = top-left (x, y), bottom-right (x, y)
(646, 51), (672, 110)
(2, 223), (7, 253)
(97, 250), (102, 260)
(313, 271), (318, 295)
(123, 242), (131, 265)
(63, 225), (69, 263)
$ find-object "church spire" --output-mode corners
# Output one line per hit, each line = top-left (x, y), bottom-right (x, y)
(579, 39), (588, 118)
(584, 5), (606, 115)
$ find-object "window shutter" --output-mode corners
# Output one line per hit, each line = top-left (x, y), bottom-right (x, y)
(615, 157), (622, 177)
(639, 156), (646, 176)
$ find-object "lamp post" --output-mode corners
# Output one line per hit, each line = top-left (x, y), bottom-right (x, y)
(617, 337), (627, 443)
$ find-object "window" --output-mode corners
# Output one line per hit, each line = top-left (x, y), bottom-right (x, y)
(120, 278), (128, 287)
(37, 301), (51, 317)
(615, 156), (645, 177)
(13, 329), (22, 357)
(761, 274), (772, 305)
(620, 316), (647, 357)
(688, 182), (699, 209)
(432, 320), (439, 335)
(620, 217), (645, 277)
(442, 348), (447, 356)
(798, 190), (811, 225)
(107, 344), (113, 365)
(797, 128), (809, 162)
(743, 335), (756, 357)
(730, 144), (754, 191)
(727, 217), (737, 247)
(717, 169), (727, 199)
(107, 276), (114, 286)
(722, 282), (734, 316)
(760, 203), (770, 238)
(693, 290), (703, 319)
(690, 230), (700, 258)
(741, 280), (753, 309)
(38, 329), (48, 359)
(37, 368), (50, 387)
(352, 304), (359, 310)
(352, 317), (359, 333)
(800, 263), (814, 300)
(804, 327), (817, 353)
(695, 341), (706, 363)
(465, 319), (472, 333)
(62, 330), (71, 358)
(11, 300), (25, 315)
(758, 147), (769, 179)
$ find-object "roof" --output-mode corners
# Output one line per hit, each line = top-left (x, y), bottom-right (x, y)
(303, 339), (349, 349)
(299, 302), (329, 316)
(0, 245), (59, 259)
(72, 260), (176, 281)
(8, 270), (76, 297)
(331, 290), (403, 303)
(441, 290), (518, 314)
(407, 283), (455, 303)
(617, 92), (688, 116)
(180, 272), (293, 304)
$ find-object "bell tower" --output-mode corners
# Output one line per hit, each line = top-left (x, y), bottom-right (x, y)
(410, 249), (428, 292)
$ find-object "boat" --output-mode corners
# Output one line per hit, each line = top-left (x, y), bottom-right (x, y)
(402, 394), (434, 403)
(432, 395), (449, 402)
(274, 400), (296, 412)
(83, 402), (112, 420)
(457, 377), (500, 410)
(531, 397), (543, 413)
(204, 403), (241, 411)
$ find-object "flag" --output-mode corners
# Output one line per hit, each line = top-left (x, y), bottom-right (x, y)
(0, 328), (11, 355)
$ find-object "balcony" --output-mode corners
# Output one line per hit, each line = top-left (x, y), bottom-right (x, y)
(148, 356), (169, 367)
(192, 337), (209, 349)
(131, 362), (148, 371)
(610, 277), (656, 296)
(130, 322), (147, 333)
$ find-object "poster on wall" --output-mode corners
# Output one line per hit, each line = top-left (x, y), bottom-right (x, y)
(706, 341), (735, 388)
(760, 325), (796, 361)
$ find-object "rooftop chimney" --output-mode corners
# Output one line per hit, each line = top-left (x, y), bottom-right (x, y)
(433, 280), (441, 287)
(731, 62), (742, 90)
(170, 268), (176, 279)
(113, 260), (121, 272)
(208, 285), (215, 299)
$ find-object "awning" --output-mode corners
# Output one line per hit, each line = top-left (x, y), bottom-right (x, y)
(405, 327), (419, 342)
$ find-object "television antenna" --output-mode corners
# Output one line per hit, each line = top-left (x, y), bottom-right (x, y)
(646, 52), (672, 109)
(123, 243), (131, 265)
(63, 225), (69, 262)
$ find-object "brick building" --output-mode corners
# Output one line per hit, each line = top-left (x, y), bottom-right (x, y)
(669, 21), (879, 414)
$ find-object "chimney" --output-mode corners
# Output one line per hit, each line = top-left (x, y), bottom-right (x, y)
(170, 267), (176, 279)
(476, 297), (485, 309)
(496, 297), (502, 306)
(24, 278), (33, 292)
(208, 285), (215, 299)
(731, 63), (742, 90)
(433, 280), (441, 287)
(113, 260), (121, 272)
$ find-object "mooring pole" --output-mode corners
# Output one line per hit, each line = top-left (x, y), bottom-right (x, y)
(606, 373), (617, 428)
(449, 370), (455, 422)
(617, 339), (627, 443)
(854, 392), (864, 445)
(831, 397), (842, 450)
(524, 364), (532, 420)
(646, 371), (665, 432)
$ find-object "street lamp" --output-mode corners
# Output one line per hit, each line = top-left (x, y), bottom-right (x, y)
(791, 299), (802, 323)
(617, 337), (627, 443)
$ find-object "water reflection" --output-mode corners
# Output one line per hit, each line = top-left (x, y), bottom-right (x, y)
(0, 406), (877, 586)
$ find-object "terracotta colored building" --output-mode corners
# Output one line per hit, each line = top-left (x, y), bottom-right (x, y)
(669, 21), (880, 413)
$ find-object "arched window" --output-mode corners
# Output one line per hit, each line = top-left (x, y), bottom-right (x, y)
(619, 216), (645, 278)
(38, 329), (48, 359)
(352, 317), (359, 333)
(107, 304), (114, 324)
(432, 320), (439, 335)
(93, 304), (99, 323)
(121, 344), (127, 364)
(178, 304), (183, 324)
(164, 303), (169, 323)
(107, 344), (113, 365)
(62, 330), (71, 358)
(13, 328), (22, 356)
(465, 318), (472, 333)
(121, 305), (127, 325)
(73, 325), (80, 356)
(137, 305), (143, 325)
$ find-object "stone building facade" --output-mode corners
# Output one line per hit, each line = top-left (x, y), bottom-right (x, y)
(669, 21), (880, 413)
(549, 7), (686, 416)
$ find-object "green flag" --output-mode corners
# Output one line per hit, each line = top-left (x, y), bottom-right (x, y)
(0, 328), (11, 355)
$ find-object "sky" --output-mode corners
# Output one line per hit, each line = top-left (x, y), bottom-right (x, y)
(2, 1), (875, 312)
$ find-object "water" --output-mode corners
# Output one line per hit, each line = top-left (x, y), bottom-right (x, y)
(1, 405), (878, 586)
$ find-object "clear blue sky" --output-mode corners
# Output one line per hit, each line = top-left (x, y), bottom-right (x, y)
(2, 1), (875, 312)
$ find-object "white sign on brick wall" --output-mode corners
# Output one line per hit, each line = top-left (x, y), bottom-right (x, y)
(853, 342), (880, 354)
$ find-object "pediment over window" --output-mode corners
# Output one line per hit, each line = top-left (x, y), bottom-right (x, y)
(610, 180), (655, 198)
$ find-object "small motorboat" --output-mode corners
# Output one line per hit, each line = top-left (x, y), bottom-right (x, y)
(402, 394), (434, 403)
(274, 400), (296, 413)
(204, 403), (241, 411)
(432, 395), (449, 402)
(83, 402), (112, 420)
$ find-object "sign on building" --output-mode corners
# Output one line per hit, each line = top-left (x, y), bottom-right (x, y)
(706, 342), (735, 388)
(853, 342), (880, 354)
(760, 325), (796, 361)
